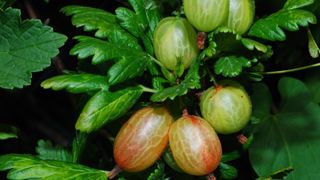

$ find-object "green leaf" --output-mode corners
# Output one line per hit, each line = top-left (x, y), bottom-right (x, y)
(107, 54), (150, 85)
(250, 83), (273, 123)
(304, 68), (320, 104)
(219, 163), (238, 180)
(283, 0), (314, 10)
(249, 9), (316, 41)
(0, 0), (14, 9)
(249, 77), (320, 179)
(36, 140), (72, 162)
(151, 59), (201, 102)
(116, 7), (145, 37)
(307, 28), (320, 58)
(147, 162), (169, 180)
(214, 56), (253, 77)
(0, 124), (18, 140)
(0, 8), (67, 89)
(61, 5), (140, 50)
(76, 87), (143, 133)
(0, 154), (108, 180)
(221, 151), (241, 163)
(240, 38), (269, 53)
(71, 132), (88, 163)
(41, 74), (109, 93)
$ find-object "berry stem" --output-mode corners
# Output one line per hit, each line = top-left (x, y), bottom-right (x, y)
(139, 85), (158, 93)
(108, 165), (122, 179)
(261, 62), (320, 75)
(204, 63), (218, 87)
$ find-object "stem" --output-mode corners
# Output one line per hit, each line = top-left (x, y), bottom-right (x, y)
(139, 85), (158, 93)
(261, 62), (320, 75)
(204, 63), (218, 86)
(149, 55), (165, 68)
(108, 165), (122, 179)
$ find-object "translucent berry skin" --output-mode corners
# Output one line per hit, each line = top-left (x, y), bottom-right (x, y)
(153, 17), (199, 70)
(183, 0), (229, 32)
(200, 80), (252, 134)
(224, 0), (255, 34)
(169, 115), (222, 176)
(113, 106), (173, 172)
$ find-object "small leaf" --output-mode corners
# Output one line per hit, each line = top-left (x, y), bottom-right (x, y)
(151, 59), (201, 102)
(76, 87), (143, 133)
(0, 124), (18, 140)
(107, 54), (150, 85)
(249, 77), (320, 179)
(70, 36), (135, 64)
(41, 74), (109, 93)
(249, 9), (316, 41)
(71, 132), (88, 163)
(61, 5), (140, 49)
(221, 151), (241, 163)
(214, 56), (253, 77)
(240, 38), (269, 53)
(36, 140), (72, 162)
(0, 154), (108, 180)
(219, 163), (238, 180)
(283, 0), (314, 10)
(0, 8), (67, 89)
(147, 162), (169, 180)
(307, 28), (320, 58)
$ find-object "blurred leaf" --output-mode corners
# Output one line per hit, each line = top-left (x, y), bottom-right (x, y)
(0, 8), (67, 89)
(219, 163), (238, 180)
(76, 87), (143, 133)
(71, 132), (88, 163)
(249, 9), (316, 41)
(61, 5), (140, 50)
(214, 56), (253, 77)
(36, 140), (72, 162)
(151, 59), (201, 102)
(221, 151), (241, 163)
(305, 68), (320, 104)
(0, 154), (107, 180)
(147, 162), (169, 180)
(0, 124), (18, 140)
(107, 54), (150, 85)
(250, 83), (273, 123)
(283, 0), (314, 10)
(41, 74), (109, 93)
(307, 28), (320, 58)
(0, 0), (14, 9)
(249, 77), (320, 179)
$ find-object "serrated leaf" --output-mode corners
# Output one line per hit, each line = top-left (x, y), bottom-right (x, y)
(249, 9), (316, 41)
(215, 56), (253, 77)
(76, 87), (143, 133)
(116, 7), (145, 37)
(107, 54), (150, 85)
(0, 124), (18, 140)
(240, 38), (269, 53)
(219, 163), (238, 180)
(61, 5), (140, 50)
(249, 77), (320, 179)
(71, 36), (134, 64)
(0, 154), (108, 180)
(41, 74), (109, 93)
(147, 162), (169, 180)
(283, 0), (314, 10)
(0, 8), (67, 89)
(151, 59), (201, 102)
(36, 140), (72, 162)
(307, 28), (320, 58)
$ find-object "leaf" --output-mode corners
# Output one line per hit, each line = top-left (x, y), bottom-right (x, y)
(0, 0), (14, 9)
(147, 162), (169, 180)
(36, 140), (72, 162)
(61, 5), (140, 50)
(115, 7), (145, 37)
(41, 74), (109, 93)
(219, 163), (238, 180)
(221, 151), (241, 163)
(240, 38), (269, 53)
(0, 8), (67, 89)
(76, 87), (143, 133)
(249, 77), (320, 179)
(307, 28), (320, 58)
(283, 0), (314, 10)
(214, 56), (253, 77)
(250, 83), (273, 124)
(0, 154), (108, 180)
(0, 124), (18, 140)
(151, 59), (201, 102)
(248, 9), (316, 41)
(304, 68), (320, 104)
(107, 54), (150, 85)
(71, 132), (88, 163)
